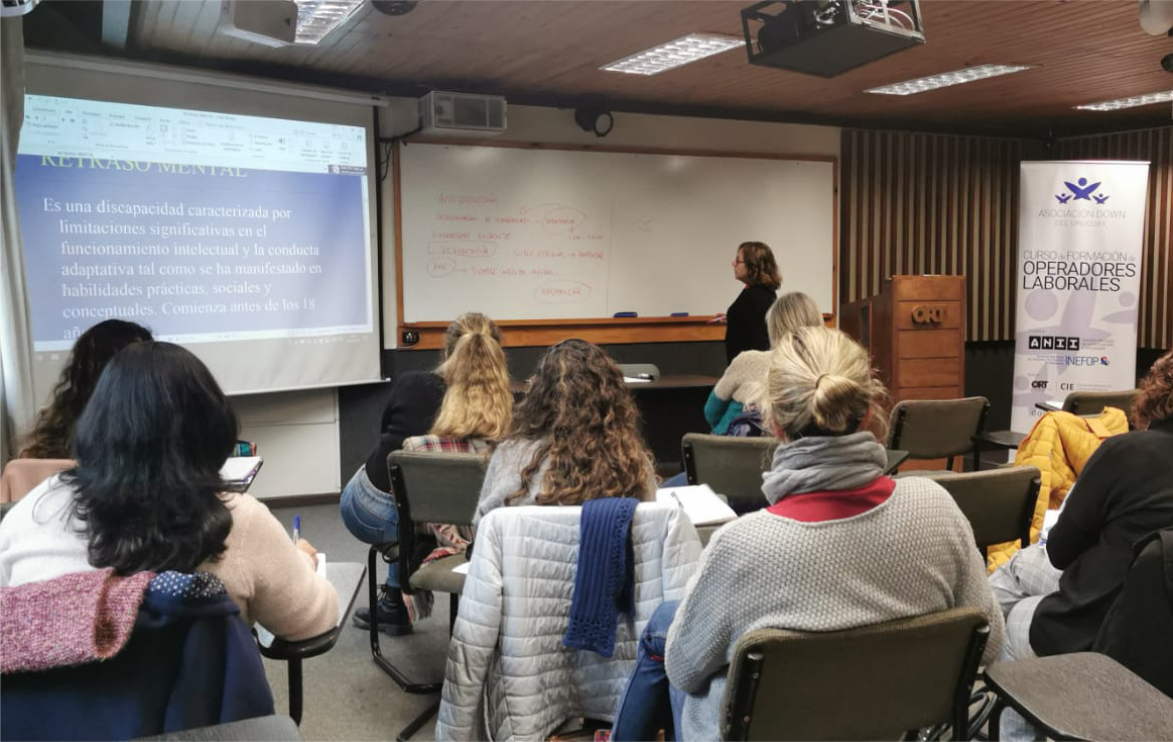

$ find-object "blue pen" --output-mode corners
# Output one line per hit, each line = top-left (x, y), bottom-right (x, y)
(292, 515), (300, 543)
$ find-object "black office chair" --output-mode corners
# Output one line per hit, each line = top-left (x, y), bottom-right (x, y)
(721, 607), (990, 741)
(887, 397), (990, 474)
(919, 467), (1041, 560)
(366, 450), (487, 741)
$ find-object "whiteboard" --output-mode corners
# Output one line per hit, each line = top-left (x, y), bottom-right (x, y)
(398, 144), (835, 322)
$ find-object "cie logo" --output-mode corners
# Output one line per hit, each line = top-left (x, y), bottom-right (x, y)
(911, 304), (946, 324)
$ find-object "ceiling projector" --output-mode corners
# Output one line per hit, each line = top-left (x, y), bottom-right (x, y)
(742, 0), (925, 78)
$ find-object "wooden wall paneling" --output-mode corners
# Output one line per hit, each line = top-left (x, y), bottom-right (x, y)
(1053, 126), (1173, 349)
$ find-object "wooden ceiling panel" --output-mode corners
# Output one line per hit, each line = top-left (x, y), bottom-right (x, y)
(115, 0), (1173, 135)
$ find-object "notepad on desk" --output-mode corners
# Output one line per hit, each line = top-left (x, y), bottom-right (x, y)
(220, 456), (263, 492)
(656, 484), (737, 527)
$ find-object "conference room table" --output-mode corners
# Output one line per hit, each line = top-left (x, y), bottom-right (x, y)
(255, 561), (366, 725)
(510, 374), (719, 470)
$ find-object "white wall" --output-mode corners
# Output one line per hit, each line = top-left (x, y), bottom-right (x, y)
(380, 102), (840, 346)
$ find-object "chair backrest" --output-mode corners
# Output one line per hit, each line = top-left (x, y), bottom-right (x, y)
(388, 450), (488, 586)
(0, 459), (73, 504)
(682, 433), (778, 512)
(1063, 389), (1139, 419)
(887, 397), (990, 463)
(920, 466), (1041, 554)
(438, 502), (700, 740)
(1, 572), (274, 740)
(720, 607), (990, 741)
(1094, 528), (1173, 699)
(388, 450), (488, 527)
(617, 363), (660, 381)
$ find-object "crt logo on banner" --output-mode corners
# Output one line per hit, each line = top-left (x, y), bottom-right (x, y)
(1055, 176), (1111, 205)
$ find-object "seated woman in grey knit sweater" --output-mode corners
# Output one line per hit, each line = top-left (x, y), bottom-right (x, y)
(473, 339), (656, 526)
(611, 326), (1005, 742)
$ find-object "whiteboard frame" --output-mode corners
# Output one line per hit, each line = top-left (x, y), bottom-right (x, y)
(393, 139), (838, 350)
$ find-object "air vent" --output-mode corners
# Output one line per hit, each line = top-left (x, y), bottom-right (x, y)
(419, 92), (507, 137)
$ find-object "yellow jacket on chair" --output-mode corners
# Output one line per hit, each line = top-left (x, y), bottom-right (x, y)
(985, 407), (1130, 572)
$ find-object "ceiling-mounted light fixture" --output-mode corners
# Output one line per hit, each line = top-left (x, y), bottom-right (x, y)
(294, 0), (365, 44)
(575, 107), (614, 137)
(601, 34), (742, 76)
(1075, 89), (1173, 111)
(866, 64), (1033, 96)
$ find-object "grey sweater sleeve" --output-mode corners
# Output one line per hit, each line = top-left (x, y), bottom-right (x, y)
(473, 439), (542, 528)
(663, 526), (740, 693)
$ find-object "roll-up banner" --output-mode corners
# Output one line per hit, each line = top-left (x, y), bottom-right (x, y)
(1011, 161), (1149, 434)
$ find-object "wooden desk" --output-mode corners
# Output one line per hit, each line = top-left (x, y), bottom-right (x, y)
(255, 562), (365, 725)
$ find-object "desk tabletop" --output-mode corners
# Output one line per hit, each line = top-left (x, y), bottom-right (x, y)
(256, 561), (365, 655)
(984, 653), (1173, 741)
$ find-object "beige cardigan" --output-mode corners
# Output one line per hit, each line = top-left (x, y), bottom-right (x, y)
(0, 476), (338, 641)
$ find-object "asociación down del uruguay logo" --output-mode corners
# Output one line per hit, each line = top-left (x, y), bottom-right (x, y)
(1056, 177), (1110, 205)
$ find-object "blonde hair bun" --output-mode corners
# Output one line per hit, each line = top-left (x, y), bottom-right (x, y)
(765, 326), (888, 440)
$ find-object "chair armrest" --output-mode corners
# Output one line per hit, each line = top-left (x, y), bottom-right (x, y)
(972, 430), (1027, 450)
(257, 625), (343, 661)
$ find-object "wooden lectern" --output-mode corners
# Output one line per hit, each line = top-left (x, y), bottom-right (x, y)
(840, 275), (966, 404)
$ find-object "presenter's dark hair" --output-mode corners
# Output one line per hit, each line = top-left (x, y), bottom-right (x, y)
(738, 241), (782, 290)
(64, 341), (238, 575)
(22, 319), (153, 459)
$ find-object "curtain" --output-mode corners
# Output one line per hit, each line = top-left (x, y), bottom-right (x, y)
(1, 17), (35, 465)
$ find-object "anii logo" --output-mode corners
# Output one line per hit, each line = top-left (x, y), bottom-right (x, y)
(1055, 177), (1110, 205)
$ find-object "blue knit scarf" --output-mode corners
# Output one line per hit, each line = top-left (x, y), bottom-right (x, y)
(562, 497), (638, 658)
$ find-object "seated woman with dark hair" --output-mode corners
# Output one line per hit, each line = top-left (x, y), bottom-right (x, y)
(474, 339), (657, 524)
(0, 342), (337, 641)
(21, 319), (152, 459)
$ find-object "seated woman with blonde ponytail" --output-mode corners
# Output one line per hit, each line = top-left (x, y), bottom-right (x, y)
(342, 312), (512, 635)
(611, 326), (1004, 742)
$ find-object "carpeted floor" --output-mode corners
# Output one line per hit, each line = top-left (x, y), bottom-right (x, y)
(266, 502), (450, 741)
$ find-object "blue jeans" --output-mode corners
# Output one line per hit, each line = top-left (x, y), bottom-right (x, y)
(661, 472), (689, 488)
(339, 466), (400, 588)
(612, 601), (686, 742)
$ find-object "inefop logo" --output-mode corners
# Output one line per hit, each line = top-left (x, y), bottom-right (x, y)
(1055, 176), (1110, 205)
(1060, 355), (1107, 367)
(1028, 335), (1081, 351)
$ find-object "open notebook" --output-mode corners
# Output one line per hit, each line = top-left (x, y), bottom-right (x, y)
(656, 484), (737, 527)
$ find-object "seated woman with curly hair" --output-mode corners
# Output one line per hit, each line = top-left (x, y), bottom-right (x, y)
(474, 339), (657, 524)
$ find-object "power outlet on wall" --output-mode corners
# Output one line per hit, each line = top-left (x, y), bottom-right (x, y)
(401, 330), (420, 345)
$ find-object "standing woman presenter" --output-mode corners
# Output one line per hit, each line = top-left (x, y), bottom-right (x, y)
(717, 241), (782, 365)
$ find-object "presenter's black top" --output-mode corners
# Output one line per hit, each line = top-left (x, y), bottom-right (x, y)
(1030, 419), (1173, 656)
(724, 284), (776, 365)
(363, 371), (446, 492)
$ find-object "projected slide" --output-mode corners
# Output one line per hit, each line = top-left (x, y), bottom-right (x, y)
(16, 95), (373, 351)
